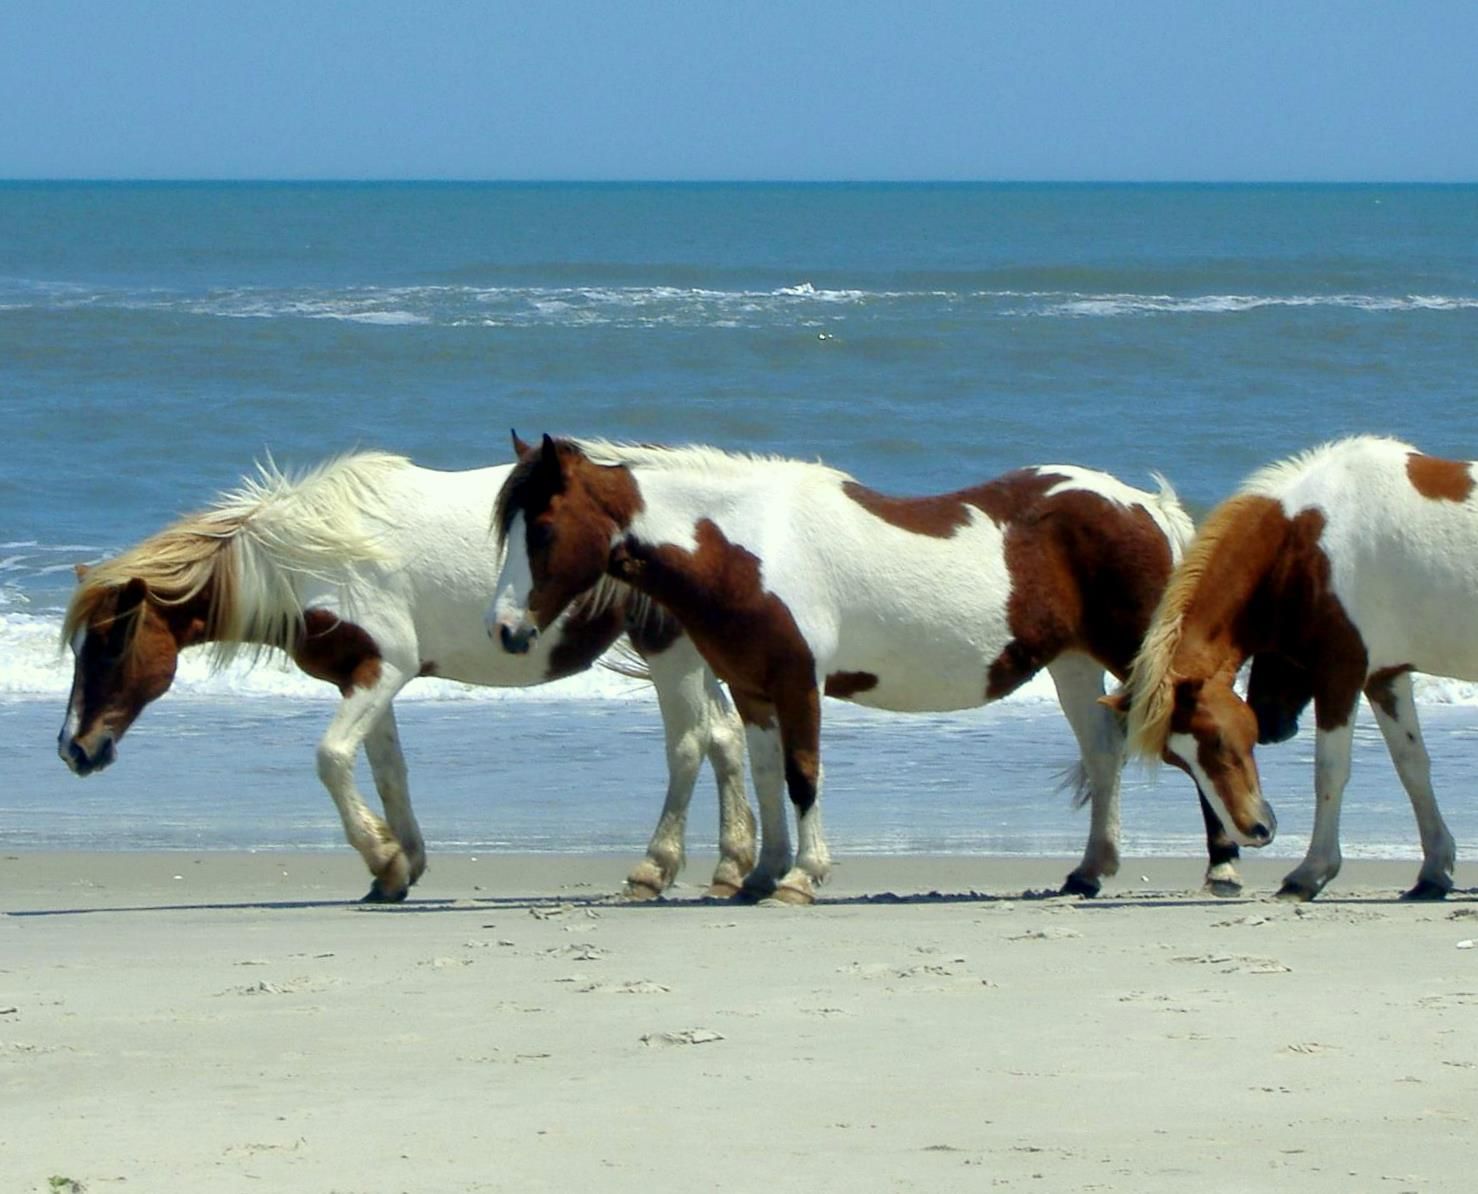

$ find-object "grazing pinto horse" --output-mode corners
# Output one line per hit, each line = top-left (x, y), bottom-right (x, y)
(1121, 436), (1474, 900)
(488, 434), (1232, 902)
(59, 453), (753, 902)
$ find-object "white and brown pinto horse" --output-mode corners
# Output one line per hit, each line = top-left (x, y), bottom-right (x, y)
(59, 452), (753, 902)
(1122, 435), (1476, 900)
(487, 434), (1231, 902)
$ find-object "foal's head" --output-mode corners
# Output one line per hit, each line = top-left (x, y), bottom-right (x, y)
(487, 434), (636, 654)
(59, 568), (206, 775)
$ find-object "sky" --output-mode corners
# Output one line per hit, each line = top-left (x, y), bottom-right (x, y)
(2, 1), (1475, 182)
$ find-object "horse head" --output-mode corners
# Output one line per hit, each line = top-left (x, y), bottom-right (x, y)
(487, 433), (634, 655)
(1163, 675), (1278, 848)
(59, 566), (205, 775)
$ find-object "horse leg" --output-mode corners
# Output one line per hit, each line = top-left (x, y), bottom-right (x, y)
(734, 697), (793, 901)
(771, 684), (830, 906)
(1049, 653), (1123, 897)
(315, 664), (418, 902)
(625, 637), (754, 900)
(1366, 671), (1455, 900)
(1195, 786), (1244, 897)
(363, 704), (427, 896)
(1277, 714), (1356, 901)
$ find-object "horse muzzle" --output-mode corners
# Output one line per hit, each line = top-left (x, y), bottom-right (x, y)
(60, 732), (116, 776)
(1238, 801), (1278, 848)
(497, 622), (539, 655)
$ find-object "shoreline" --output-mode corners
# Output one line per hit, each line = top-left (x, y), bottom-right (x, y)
(1, 850), (1470, 909)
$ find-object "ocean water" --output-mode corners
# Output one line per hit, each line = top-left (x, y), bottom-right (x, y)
(3, 182), (1478, 868)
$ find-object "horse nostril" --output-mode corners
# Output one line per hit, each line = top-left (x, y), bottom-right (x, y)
(499, 623), (536, 655)
(1249, 822), (1272, 843)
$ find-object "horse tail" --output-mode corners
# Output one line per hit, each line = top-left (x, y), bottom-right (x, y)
(1057, 761), (1093, 810)
(1144, 472), (1196, 564)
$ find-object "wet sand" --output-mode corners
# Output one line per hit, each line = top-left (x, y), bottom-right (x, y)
(2, 852), (1475, 1192)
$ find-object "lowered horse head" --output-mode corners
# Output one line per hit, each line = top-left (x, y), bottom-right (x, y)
(1119, 494), (1295, 850)
(487, 433), (636, 654)
(59, 563), (213, 775)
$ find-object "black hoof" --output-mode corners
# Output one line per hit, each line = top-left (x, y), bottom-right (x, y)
(737, 877), (778, 903)
(1206, 878), (1244, 899)
(1059, 872), (1102, 898)
(361, 878), (409, 904)
(1400, 879), (1451, 902)
(1274, 881), (1319, 902)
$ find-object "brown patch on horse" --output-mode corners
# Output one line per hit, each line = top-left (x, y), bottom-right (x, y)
(984, 482), (1176, 699)
(418, 660), (438, 677)
(841, 482), (971, 538)
(1406, 452), (1474, 503)
(618, 518), (823, 809)
(293, 610), (383, 696)
(842, 468), (1064, 540)
(825, 670), (878, 699)
(623, 519), (816, 707)
(1364, 664), (1414, 719)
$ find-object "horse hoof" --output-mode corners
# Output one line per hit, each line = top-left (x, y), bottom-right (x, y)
(1059, 872), (1102, 898)
(1400, 879), (1451, 901)
(768, 882), (816, 906)
(706, 880), (743, 900)
(623, 878), (665, 902)
(361, 878), (408, 903)
(1205, 878), (1244, 899)
(1274, 881), (1319, 902)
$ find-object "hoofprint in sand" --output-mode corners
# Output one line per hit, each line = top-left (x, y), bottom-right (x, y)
(2, 853), (1474, 1193)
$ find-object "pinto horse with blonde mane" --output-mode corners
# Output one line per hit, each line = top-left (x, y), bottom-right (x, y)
(59, 452), (753, 902)
(1121, 435), (1476, 900)
(487, 434), (1239, 902)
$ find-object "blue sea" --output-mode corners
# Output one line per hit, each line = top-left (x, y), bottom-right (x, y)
(3, 182), (1478, 870)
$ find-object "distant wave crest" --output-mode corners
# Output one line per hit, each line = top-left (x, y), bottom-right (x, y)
(3, 277), (1474, 330)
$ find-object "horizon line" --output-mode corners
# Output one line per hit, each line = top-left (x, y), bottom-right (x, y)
(3, 176), (1476, 187)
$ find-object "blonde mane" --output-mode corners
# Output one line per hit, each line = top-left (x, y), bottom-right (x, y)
(62, 452), (407, 667)
(1123, 493), (1272, 761)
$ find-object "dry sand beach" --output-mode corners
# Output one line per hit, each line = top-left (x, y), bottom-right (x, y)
(3, 853), (1476, 1192)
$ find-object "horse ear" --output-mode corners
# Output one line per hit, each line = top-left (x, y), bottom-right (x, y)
(74, 562), (91, 582)
(511, 430), (535, 460)
(536, 434), (567, 480)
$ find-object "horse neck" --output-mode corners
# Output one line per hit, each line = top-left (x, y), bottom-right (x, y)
(1171, 496), (1309, 684)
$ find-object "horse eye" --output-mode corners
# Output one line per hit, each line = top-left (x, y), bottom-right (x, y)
(528, 522), (554, 551)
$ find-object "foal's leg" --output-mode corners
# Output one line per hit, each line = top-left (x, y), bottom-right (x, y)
(1049, 653), (1123, 897)
(771, 683), (831, 905)
(625, 637), (754, 900)
(734, 697), (795, 900)
(1366, 671), (1455, 900)
(315, 663), (419, 902)
(1277, 704), (1358, 901)
(363, 704), (427, 896)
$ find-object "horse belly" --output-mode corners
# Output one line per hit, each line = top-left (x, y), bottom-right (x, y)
(827, 634), (997, 714)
